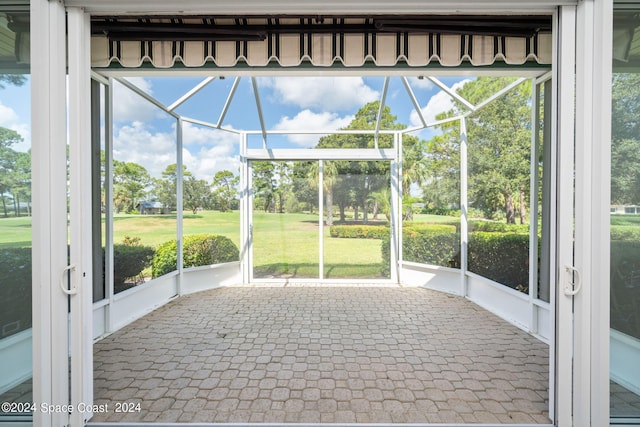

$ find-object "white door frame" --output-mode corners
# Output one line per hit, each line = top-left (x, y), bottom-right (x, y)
(574, 0), (613, 425)
(30, 1), (71, 427)
(67, 7), (95, 427)
(30, 1), (608, 426)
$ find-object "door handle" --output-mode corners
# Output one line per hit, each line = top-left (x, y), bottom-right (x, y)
(563, 265), (582, 296)
(60, 264), (78, 296)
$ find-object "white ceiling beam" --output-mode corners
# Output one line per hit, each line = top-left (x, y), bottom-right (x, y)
(216, 76), (241, 128)
(168, 76), (216, 112)
(66, 0), (573, 15)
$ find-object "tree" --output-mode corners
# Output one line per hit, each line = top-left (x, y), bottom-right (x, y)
(315, 101), (412, 224)
(252, 161), (277, 212)
(12, 150), (31, 216)
(211, 170), (239, 212)
(424, 77), (533, 223)
(112, 160), (152, 213)
(0, 74), (26, 90)
(611, 73), (640, 205)
(0, 127), (24, 217)
(183, 176), (212, 214)
(154, 164), (191, 211)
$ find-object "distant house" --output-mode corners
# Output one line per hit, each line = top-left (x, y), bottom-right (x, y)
(136, 200), (164, 215)
(611, 205), (640, 214)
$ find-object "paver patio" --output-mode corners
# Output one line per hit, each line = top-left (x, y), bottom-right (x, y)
(92, 285), (550, 424)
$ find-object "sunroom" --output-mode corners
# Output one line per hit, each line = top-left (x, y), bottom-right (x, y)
(0, 0), (624, 426)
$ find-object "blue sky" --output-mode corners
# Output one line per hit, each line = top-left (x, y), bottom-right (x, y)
(0, 75), (471, 183)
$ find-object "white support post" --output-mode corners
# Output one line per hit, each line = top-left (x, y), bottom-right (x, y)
(240, 133), (252, 283)
(319, 160), (324, 280)
(389, 133), (401, 283)
(31, 1), (68, 426)
(590, 0), (612, 422)
(397, 133), (403, 284)
(67, 7), (94, 426)
(106, 79), (115, 333)
(529, 79), (540, 334)
(390, 160), (398, 283)
(576, 0), (612, 424)
(177, 118), (184, 295)
(247, 157), (254, 283)
(555, 6), (577, 426)
(460, 117), (469, 297)
(574, 3), (594, 423)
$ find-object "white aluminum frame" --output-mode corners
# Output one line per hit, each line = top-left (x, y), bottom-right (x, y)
(26, 0), (613, 425)
(245, 150), (400, 285)
(575, 0), (613, 425)
(554, 6), (576, 426)
(67, 7), (94, 426)
(66, 0), (575, 14)
(30, 1), (69, 427)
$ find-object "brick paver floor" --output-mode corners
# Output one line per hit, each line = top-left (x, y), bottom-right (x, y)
(92, 285), (550, 423)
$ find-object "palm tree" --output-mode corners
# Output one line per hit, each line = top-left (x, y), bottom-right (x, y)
(401, 136), (428, 220)
(306, 160), (339, 226)
(368, 187), (391, 222)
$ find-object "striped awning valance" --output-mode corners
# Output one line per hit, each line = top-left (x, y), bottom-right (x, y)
(91, 17), (553, 69)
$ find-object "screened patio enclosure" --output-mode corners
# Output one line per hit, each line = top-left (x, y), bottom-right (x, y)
(82, 53), (558, 420)
(7, 1), (617, 426)
(90, 71), (553, 312)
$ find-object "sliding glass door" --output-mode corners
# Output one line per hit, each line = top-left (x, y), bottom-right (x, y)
(611, 4), (640, 422)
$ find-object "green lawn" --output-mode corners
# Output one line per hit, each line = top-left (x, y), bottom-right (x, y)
(0, 216), (32, 249)
(0, 211), (386, 278)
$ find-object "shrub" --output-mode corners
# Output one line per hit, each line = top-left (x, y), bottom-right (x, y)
(152, 240), (178, 278)
(421, 206), (458, 216)
(611, 225), (640, 241)
(112, 244), (155, 292)
(385, 227), (530, 293)
(183, 234), (239, 268)
(403, 223), (458, 234)
(330, 225), (389, 239)
(152, 234), (239, 278)
(403, 230), (461, 268)
(611, 240), (640, 339)
(468, 220), (529, 234)
(468, 232), (529, 290)
(382, 229), (460, 276)
(0, 247), (32, 338)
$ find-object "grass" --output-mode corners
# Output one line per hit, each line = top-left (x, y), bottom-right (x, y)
(0, 210), (387, 278)
(0, 216), (32, 249)
(6, 211), (636, 280)
(252, 212), (386, 278)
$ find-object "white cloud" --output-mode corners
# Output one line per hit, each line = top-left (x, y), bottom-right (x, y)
(273, 110), (354, 147)
(0, 101), (30, 152)
(113, 121), (176, 178)
(410, 79), (472, 129)
(113, 121), (240, 183)
(261, 77), (379, 111)
(112, 77), (161, 123)
(181, 122), (240, 181)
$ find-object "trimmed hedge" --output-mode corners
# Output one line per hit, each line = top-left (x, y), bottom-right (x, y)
(468, 220), (529, 234)
(0, 247), (32, 338)
(468, 232), (529, 290)
(330, 225), (389, 239)
(404, 223), (458, 234)
(383, 228), (530, 292)
(611, 225), (640, 241)
(112, 244), (155, 293)
(611, 240), (640, 339)
(152, 234), (239, 278)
